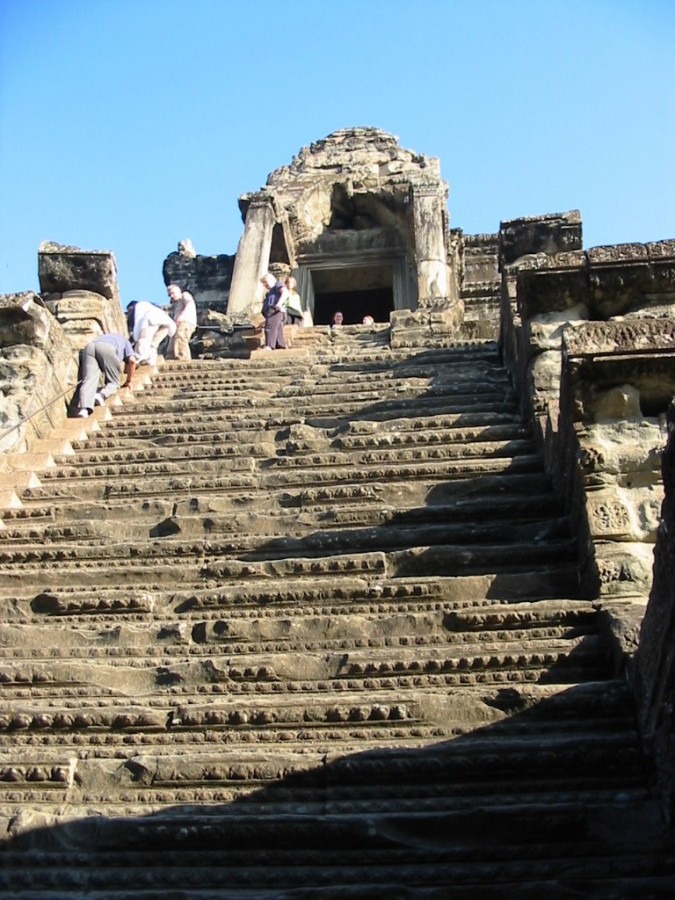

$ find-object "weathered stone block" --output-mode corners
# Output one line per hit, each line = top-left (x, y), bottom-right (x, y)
(499, 210), (582, 267)
(38, 241), (119, 300)
(517, 265), (591, 318)
(0, 293), (77, 455)
(564, 319), (675, 357)
(595, 542), (656, 598)
(163, 244), (235, 313)
(525, 305), (588, 356)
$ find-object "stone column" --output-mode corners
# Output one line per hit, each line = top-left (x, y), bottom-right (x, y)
(411, 184), (452, 307)
(226, 193), (276, 317)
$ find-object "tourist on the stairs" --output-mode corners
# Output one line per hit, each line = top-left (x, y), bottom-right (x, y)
(75, 333), (137, 418)
(128, 300), (176, 366)
(282, 275), (303, 325)
(261, 273), (288, 350)
(165, 284), (197, 360)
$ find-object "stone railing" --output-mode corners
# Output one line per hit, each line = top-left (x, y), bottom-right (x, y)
(499, 217), (675, 776)
(500, 232), (675, 608)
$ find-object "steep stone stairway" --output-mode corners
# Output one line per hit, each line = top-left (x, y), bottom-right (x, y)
(1, 333), (674, 897)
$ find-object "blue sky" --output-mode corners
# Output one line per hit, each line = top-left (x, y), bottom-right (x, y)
(1, 0), (673, 306)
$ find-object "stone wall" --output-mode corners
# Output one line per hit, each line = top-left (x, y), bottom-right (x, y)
(499, 218), (675, 627)
(458, 232), (500, 339)
(162, 240), (235, 314)
(0, 243), (128, 456)
(38, 241), (127, 347)
(0, 292), (77, 455)
(634, 400), (675, 820)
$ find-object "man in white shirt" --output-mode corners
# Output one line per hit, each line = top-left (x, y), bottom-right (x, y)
(129, 300), (176, 366)
(166, 284), (197, 360)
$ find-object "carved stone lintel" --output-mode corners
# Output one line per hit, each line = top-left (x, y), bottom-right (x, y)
(564, 319), (675, 358)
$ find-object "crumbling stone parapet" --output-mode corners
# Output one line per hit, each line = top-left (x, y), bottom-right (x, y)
(500, 229), (675, 617)
(389, 304), (464, 349)
(499, 209), (582, 269)
(38, 241), (127, 345)
(224, 129), (457, 327)
(163, 241), (235, 315)
(0, 292), (77, 456)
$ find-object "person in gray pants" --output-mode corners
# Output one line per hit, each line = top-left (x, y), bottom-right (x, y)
(76, 333), (137, 418)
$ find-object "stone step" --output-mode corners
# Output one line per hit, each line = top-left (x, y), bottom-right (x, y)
(0, 679), (644, 766)
(2, 336), (664, 895)
(56, 422), (533, 467)
(0, 493), (565, 545)
(72, 409), (525, 446)
(144, 363), (512, 397)
(0, 626), (602, 668)
(0, 533), (579, 591)
(0, 593), (598, 632)
(2, 474), (557, 526)
(32, 439), (535, 486)
(15, 453), (547, 505)
(102, 391), (518, 429)
(149, 351), (506, 378)
(157, 341), (500, 369)
(0, 573), (585, 625)
(45, 432), (537, 474)
(65, 414), (524, 455)
(0, 737), (645, 810)
(4, 855), (675, 899)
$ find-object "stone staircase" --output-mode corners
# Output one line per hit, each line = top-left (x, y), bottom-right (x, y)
(1, 333), (674, 897)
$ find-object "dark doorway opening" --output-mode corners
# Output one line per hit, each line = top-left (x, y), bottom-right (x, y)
(313, 287), (393, 325)
(309, 264), (395, 325)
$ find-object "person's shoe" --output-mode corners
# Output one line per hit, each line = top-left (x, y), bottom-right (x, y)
(77, 409), (90, 418)
(94, 393), (105, 407)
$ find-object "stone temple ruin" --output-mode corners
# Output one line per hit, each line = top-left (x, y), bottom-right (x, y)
(2, 126), (675, 895)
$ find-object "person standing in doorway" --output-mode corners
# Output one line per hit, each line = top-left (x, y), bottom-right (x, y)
(261, 274), (288, 350)
(282, 276), (303, 325)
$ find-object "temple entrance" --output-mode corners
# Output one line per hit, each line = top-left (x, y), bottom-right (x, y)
(298, 262), (401, 325)
(313, 287), (394, 325)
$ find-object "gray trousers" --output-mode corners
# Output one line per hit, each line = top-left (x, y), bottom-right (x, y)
(77, 341), (121, 412)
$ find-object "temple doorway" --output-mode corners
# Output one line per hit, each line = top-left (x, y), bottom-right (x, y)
(299, 262), (398, 326)
(313, 287), (394, 325)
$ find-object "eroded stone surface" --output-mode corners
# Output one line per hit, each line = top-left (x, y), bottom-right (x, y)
(0, 293), (77, 455)
(1, 333), (672, 895)
(227, 128), (459, 325)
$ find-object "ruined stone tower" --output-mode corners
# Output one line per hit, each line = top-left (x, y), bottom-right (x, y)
(227, 127), (459, 325)
(2, 128), (675, 896)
